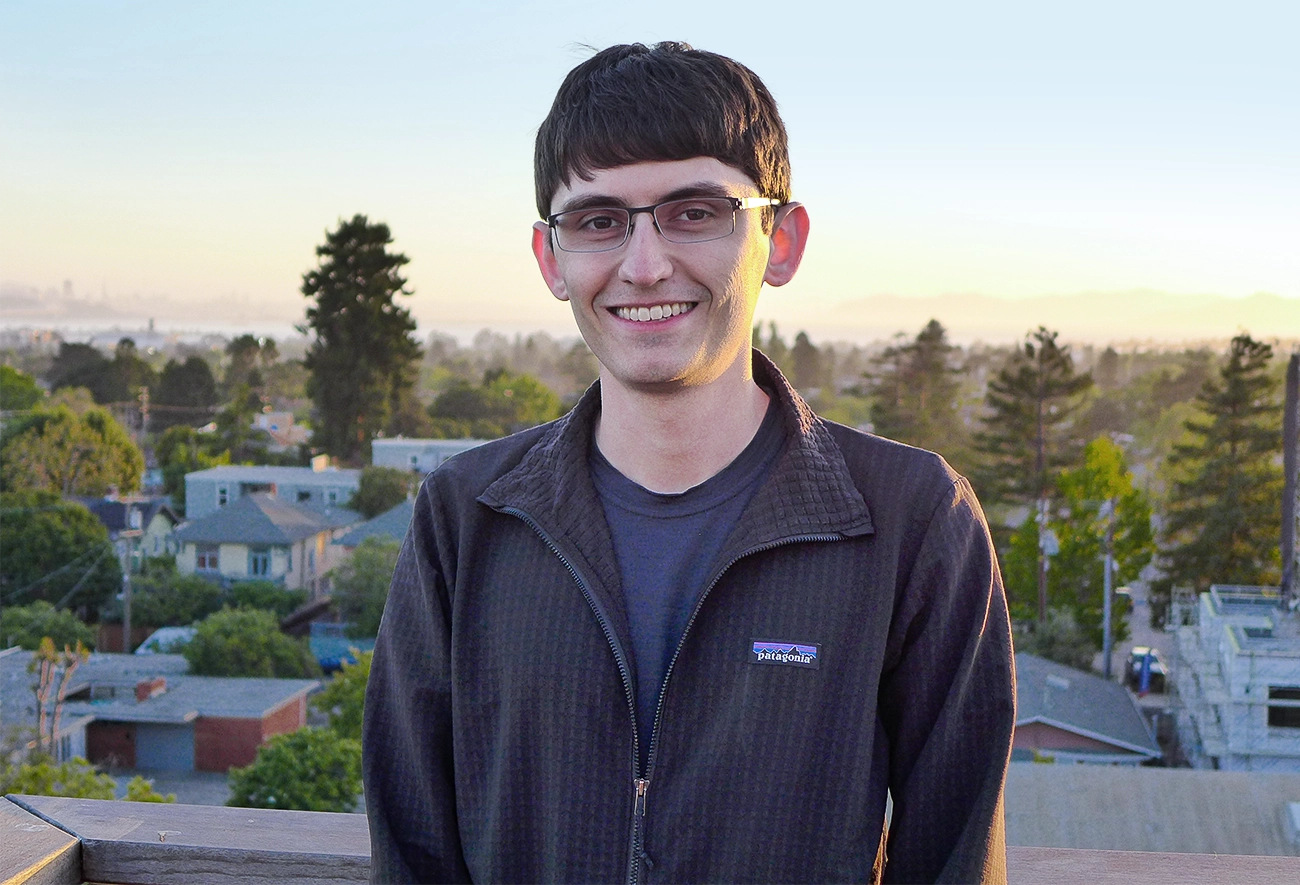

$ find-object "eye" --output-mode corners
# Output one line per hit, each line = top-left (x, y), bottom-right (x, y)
(575, 210), (627, 233)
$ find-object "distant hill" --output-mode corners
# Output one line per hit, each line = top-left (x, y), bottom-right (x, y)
(759, 289), (1298, 346)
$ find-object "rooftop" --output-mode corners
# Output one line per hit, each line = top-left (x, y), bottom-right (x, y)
(1015, 652), (1160, 758)
(185, 464), (361, 484)
(174, 493), (359, 545)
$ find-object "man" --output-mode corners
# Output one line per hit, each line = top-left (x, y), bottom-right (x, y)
(364, 42), (1014, 884)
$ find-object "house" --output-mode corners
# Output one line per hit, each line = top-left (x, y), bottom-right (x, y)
(173, 493), (361, 596)
(1013, 652), (1161, 765)
(183, 464), (361, 520)
(75, 495), (181, 560)
(371, 437), (488, 475)
(334, 498), (413, 549)
(1172, 584), (1300, 771)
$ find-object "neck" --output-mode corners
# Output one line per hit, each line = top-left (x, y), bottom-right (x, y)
(594, 357), (770, 494)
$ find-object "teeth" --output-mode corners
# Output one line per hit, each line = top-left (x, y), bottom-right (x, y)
(615, 303), (693, 322)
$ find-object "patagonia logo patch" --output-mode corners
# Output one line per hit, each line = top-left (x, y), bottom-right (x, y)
(750, 640), (819, 669)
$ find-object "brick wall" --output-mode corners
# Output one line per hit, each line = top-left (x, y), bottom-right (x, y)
(194, 718), (263, 772)
(261, 696), (307, 741)
(1014, 721), (1117, 753)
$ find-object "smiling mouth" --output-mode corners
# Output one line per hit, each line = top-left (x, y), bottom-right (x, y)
(613, 302), (695, 322)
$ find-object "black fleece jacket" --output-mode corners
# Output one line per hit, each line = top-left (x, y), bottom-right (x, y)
(363, 353), (1015, 884)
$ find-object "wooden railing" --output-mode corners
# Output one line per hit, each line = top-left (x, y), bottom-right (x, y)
(5, 793), (1300, 884)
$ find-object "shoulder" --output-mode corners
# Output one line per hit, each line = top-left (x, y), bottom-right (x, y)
(821, 419), (962, 500)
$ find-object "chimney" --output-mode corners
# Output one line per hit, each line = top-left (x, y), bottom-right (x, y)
(135, 677), (167, 702)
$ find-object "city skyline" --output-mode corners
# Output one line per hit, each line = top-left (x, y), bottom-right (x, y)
(2, 2), (1297, 345)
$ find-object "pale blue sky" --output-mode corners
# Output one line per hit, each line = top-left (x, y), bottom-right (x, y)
(1, 1), (1296, 341)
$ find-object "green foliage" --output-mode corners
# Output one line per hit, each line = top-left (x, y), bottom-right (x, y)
(0, 403), (144, 496)
(972, 327), (1093, 510)
(1, 364), (43, 411)
(105, 572), (226, 628)
(865, 320), (966, 460)
(1013, 608), (1096, 672)
(428, 368), (562, 439)
(227, 727), (361, 812)
(789, 331), (831, 390)
(0, 754), (116, 800)
(302, 214), (422, 464)
(1155, 334), (1283, 620)
(1004, 437), (1153, 647)
(47, 342), (114, 402)
(183, 607), (320, 678)
(229, 580), (307, 619)
(154, 425), (231, 515)
(0, 601), (96, 651)
(312, 650), (372, 742)
(0, 490), (122, 610)
(331, 537), (400, 638)
(351, 466), (416, 519)
(123, 775), (176, 802)
(223, 334), (279, 396)
(154, 355), (220, 430)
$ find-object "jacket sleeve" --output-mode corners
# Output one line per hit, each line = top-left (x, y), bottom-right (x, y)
(363, 486), (471, 884)
(878, 475), (1015, 885)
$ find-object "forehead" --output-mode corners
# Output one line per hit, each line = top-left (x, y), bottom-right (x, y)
(550, 157), (760, 212)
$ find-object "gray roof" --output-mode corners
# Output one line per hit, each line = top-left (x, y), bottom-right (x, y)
(174, 493), (351, 545)
(1005, 764), (1300, 856)
(63, 675), (318, 723)
(1015, 652), (1159, 756)
(186, 465), (360, 486)
(335, 498), (413, 547)
(74, 496), (181, 535)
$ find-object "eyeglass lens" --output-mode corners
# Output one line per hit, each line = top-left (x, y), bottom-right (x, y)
(551, 197), (738, 252)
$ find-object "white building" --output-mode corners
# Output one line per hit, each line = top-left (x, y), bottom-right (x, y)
(1173, 584), (1300, 771)
(184, 464), (361, 520)
(371, 438), (489, 475)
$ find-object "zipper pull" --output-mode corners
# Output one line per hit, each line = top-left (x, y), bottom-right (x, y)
(634, 777), (649, 818)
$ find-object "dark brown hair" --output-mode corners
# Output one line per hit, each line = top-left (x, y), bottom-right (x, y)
(534, 42), (791, 220)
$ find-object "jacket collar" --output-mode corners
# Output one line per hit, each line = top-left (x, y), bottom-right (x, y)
(479, 349), (873, 552)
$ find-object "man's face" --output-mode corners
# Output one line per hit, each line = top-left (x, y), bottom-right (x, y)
(532, 157), (789, 393)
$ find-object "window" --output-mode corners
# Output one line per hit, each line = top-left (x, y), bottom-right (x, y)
(297, 490), (312, 502)
(249, 547), (271, 577)
(196, 544), (219, 571)
(1268, 687), (1300, 728)
(285, 546), (292, 573)
(217, 486), (229, 507)
(327, 490), (338, 504)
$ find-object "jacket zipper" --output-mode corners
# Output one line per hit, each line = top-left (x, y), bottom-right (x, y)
(643, 534), (844, 781)
(505, 503), (843, 885)
(498, 507), (648, 885)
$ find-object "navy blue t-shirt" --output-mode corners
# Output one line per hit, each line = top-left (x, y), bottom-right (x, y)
(589, 399), (786, 771)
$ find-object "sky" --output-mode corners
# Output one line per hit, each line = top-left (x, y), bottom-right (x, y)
(1, 1), (1297, 344)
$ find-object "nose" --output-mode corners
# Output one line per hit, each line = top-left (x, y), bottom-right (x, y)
(617, 212), (674, 287)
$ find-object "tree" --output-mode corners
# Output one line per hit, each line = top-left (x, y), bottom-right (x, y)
(1155, 334), (1283, 620)
(1012, 608), (1096, 671)
(302, 215), (422, 464)
(103, 570), (226, 629)
(428, 369), (562, 439)
(973, 327), (1094, 510)
(183, 608), (320, 678)
(312, 650), (372, 742)
(155, 425), (230, 515)
(0, 491), (122, 611)
(30, 636), (90, 756)
(227, 727), (361, 812)
(789, 331), (831, 391)
(154, 355), (219, 430)
(973, 327), (1093, 622)
(108, 338), (158, 404)
(229, 580), (307, 619)
(0, 403), (144, 496)
(1, 365), (43, 411)
(1002, 437), (1154, 647)
(0, 601), (96, 651)
(866, 320), (964, 457)
(223, 334), (277, 397)
(123, 775), (175, 802)
(350, 466), (416, 519)
(330, 537), (400, 638)
(47, 342), (113, 402)
(0, 755), (115, 800)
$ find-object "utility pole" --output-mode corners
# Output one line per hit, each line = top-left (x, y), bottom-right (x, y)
(1282, 353), (1298, 605)
(1101, 497), (1116, 680)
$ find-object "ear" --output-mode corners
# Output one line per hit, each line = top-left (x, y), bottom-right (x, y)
(763, 202), (810, 288)
(531, 221), (569, 302)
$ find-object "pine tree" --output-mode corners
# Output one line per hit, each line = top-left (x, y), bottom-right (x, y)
(973, 327), (1093, 510)
(1154, 334), (1283, 619)
(302, 215), (421, 464)
(867, 319), (964, 456)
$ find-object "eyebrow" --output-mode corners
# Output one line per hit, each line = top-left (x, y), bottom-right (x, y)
(553, 181), (737, 214)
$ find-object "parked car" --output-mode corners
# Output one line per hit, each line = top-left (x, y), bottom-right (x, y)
(1124, 646), (1167, 693)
